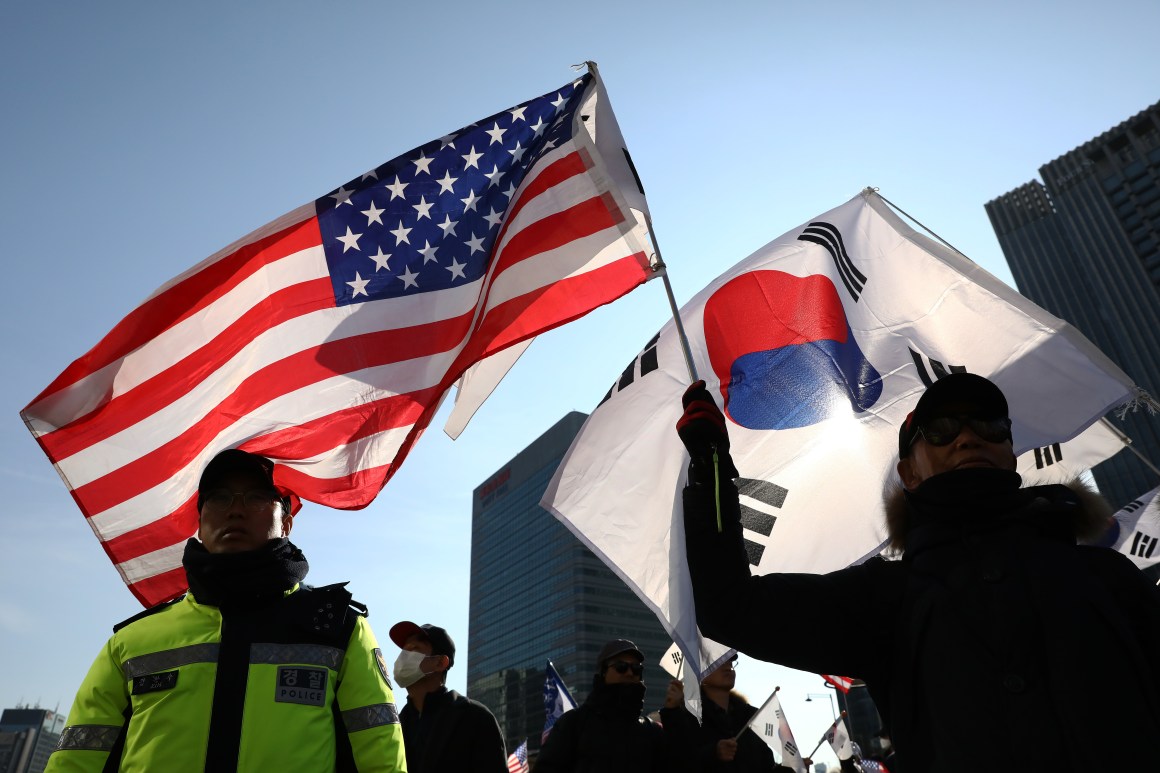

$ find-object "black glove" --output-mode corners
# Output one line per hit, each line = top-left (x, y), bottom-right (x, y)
(676, 381), (739, 482)
(677, 380), (728, 456)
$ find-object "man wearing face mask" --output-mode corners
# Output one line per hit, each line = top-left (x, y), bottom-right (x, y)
(48, 449), (407, 772)
(534, 639), (678, 773)
(389, 621), (507, 773)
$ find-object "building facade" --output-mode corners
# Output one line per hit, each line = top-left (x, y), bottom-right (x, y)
(0, 708), (65, 773)
(986, 101), (1160, 508)
(466, 412), (671, 755)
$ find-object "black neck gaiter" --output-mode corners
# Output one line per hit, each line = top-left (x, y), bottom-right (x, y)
(182, 538), (309, 608)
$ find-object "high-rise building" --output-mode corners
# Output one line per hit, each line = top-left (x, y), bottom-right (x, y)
(0, 708), (65, 773)
(985, 101), (1160, 508)
(466, 412), (671, 755)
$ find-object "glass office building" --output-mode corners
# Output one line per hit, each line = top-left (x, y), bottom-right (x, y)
(0, 708), (65, 773)
(985, 101), (1160, 508)
(466, 412), (671, 755)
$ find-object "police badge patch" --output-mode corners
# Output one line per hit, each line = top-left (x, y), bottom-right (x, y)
(373, 648), (393, 689)
(275, 666), (328, 707)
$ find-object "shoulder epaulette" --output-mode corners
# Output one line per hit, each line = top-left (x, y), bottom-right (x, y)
(113, 594), (186, 633)
(302, 581), (368, 618)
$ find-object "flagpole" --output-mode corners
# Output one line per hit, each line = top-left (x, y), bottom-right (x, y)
(1099, 418), (1160, 477)
(577, 58), (697, 382)
(646, 214), (699, 382)
(735, 685), (779, 741)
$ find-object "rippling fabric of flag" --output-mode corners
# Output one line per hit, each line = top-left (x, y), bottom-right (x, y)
(506, 740), (529, 773)
(543, 188), (1149, 685)
(22, 64), (655, 606)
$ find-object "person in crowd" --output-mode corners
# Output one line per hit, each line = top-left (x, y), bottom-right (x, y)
(389, 620), (507, 772)
(49, 449), (406, 772)
(535, 639), (676, 772)
(678, 372), (1160, 772)
(661, 655), (803, 772)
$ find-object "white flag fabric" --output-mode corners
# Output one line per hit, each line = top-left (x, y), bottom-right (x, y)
(1017, 418), (1127, 485)
(823, 717), (854, 761)
(1108, 484), (1160, 572)
(444, 339), (533, 439)
(542, 189), (1148, 683)
(748, 691), (807, 772)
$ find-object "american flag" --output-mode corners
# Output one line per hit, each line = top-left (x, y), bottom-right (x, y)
(506, 740), (529, 773)
(821, 674), (854, 693)
(22, 65), (655, 606)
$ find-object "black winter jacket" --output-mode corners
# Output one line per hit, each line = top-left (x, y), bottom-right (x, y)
(686, 466), (1160, 773)
(535, 680), (675, 773)
(399, 686), (507, 773)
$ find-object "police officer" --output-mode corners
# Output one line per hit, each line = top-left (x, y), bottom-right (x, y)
(48, 449), (407, 772)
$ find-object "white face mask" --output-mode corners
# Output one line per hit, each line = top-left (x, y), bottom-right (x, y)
(393, 650), (430, 688)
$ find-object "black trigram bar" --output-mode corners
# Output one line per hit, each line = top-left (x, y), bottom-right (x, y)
(1033, 444), (1063, 469)
(743, 539), (765, 566)
(797, 221), (867, 301)
(740, 506), (776, 537)
(1123, 499), (1145, 514)
(736, 478), (789, 566)
(908, 347), (967, 388)
(599, 332), (661, 405)
(1130, 532), (1157, 559)
(737, 478), (789, 507)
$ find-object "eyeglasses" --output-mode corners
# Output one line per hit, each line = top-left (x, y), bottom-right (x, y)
(202, 489), (282, 514)
(915, 415), (1012, 448)
(607, 662), (644, 676)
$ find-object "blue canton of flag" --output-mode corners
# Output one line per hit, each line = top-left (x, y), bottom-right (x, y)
(317, 78), (588, 305)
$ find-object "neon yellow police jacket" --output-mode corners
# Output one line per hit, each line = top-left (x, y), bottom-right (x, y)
(47, 584), (407, 772)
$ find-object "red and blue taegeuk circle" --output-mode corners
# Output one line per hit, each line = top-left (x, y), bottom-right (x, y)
(703, 270), (882, 430)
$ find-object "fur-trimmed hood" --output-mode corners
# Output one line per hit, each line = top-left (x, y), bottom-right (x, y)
(882, 472), (1114, 554)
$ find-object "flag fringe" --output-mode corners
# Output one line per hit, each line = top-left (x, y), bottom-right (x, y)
(1115, 389), (1160, 419)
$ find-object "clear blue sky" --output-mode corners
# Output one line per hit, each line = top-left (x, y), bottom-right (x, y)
(3, 0), (1157, 766)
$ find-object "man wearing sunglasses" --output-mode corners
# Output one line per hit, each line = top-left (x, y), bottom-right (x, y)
(679, 373), (1160, 773)
(49, 449), (406, 772)
(535, 639), (678, 772)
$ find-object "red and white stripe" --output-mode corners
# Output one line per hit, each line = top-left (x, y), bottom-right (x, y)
(821, 674), (854, 693)
(23, 77), (653, 607)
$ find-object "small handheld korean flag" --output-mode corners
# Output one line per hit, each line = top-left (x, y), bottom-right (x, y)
(823, 716), (854, 761)
(744, 688), (807, 773)
(1108, 484), (1160, 574)
(660, 642), (685, 679)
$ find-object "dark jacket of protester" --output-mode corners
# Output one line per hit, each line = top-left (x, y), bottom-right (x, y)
(399, 685), (507, 773)
(534, 677), (676, 773)
(49, 538), (406, 772)
(686, 464), (1160, 773)
(661, 692), (792, 772)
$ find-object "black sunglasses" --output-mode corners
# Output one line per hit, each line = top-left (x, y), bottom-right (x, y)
(915, 415), (1012, 448)
(607, 662), (644, 676)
